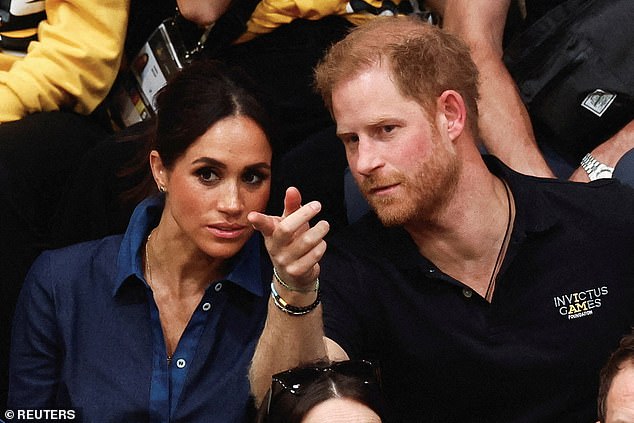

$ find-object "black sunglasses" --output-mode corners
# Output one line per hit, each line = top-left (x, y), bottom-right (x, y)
(271, 359), (382, 396)
(263, 359), (382, 419)
(256, 360), (385, 422)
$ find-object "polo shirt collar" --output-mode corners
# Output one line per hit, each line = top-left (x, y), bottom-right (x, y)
(483, 155), (559, 236)
(112, 195), (265, 298)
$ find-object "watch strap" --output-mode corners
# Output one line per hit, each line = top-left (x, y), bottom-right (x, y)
(580, 153), (614, 181)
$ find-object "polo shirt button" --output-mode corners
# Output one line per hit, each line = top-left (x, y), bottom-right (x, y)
(462, 288), (473, 298)
(202, 302), (212, 311)
(214, 282), (223, 292)
(176, 358), (186, 369)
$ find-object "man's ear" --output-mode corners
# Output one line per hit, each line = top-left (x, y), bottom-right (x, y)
(437, 90), (466, 142)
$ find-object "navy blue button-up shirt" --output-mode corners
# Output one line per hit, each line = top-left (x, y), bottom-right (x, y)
(9, 196), (271, 422)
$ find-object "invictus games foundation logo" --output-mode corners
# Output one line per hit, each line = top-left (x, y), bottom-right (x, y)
(553, 286), (608, 320)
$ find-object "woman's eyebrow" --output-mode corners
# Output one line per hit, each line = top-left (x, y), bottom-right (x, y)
(191, 157), (226, 168)
(246, 162), (272, 171)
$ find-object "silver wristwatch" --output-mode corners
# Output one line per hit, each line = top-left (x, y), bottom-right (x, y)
(580, 153), (614, 181)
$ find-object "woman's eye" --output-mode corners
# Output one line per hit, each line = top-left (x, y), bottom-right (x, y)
(197, 168), (220, 183)
(242, 171), (267, 185)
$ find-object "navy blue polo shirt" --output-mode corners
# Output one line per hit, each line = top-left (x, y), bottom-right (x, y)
(321, 157), (634, 422)
(9, 196), (271, 422)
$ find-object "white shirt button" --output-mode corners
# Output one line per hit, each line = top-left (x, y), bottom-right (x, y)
(176, 358), (186, 369)
(202, 302), (212, 311)
(214, 282), (223, 292)
(462, 288), (473, 298)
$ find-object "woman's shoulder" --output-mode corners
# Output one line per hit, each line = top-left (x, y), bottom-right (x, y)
(28, 234), (125, 291)
(39, 234), (124, 262)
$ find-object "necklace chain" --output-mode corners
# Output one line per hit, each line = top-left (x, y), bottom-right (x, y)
(144, 228), (156, 291)
(144, 228), (172, 362)
(484, 180), (513, 302)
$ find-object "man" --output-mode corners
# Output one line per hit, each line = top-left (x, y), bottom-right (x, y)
(597, 331), (634, 423)
(268, 0), (634, 238)
(248, 17), (634, 422)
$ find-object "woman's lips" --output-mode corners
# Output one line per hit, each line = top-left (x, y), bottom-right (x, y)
(207, 224), (247, 239)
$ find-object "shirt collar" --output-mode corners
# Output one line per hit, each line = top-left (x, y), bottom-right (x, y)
(114, 195), (163, 295)
(112, 195), (266, 298)
(219, 233), (266, 297)
(482, 155), (559, 236)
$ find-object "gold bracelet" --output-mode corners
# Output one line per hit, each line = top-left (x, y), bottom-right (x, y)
(270, 283), (320, 316)
(273, 267), (319, 293)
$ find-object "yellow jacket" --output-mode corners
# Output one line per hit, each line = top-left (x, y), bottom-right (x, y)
(237, 0), (407, 42)
(0, 0), (129, 123)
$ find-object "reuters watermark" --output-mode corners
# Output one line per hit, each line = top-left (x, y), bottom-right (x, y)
(3, 409), (76, 421)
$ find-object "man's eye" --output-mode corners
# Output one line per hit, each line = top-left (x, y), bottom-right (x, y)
(382, 125), (396, 133)
(342, 135), (359, 144)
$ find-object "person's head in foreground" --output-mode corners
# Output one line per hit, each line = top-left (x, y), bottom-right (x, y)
(598, 330), (634, 423)
(258, 360), (388, 422)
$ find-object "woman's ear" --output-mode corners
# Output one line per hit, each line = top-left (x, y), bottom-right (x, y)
(149, 150), (168, 193)
(437, 90), (467, 142)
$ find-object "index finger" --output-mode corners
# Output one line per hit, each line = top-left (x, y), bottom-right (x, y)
(247, 211), (280, 237)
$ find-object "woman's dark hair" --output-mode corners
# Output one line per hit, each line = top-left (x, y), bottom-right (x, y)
(153, 59), (273, 168)
(120, 59), (274, 205)
(257, 360), (388, 423)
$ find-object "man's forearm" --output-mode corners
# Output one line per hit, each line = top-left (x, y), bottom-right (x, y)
(475, 57), (555, 177)
(441, 0), (554, 177)
(590, 119), (634, 167)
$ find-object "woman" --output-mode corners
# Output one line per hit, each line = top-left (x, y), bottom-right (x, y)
(8, 61), (276, 422)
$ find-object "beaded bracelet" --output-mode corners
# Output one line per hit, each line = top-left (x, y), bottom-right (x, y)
(270, 282), (321, 316)
(273, 267), (319, 293)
